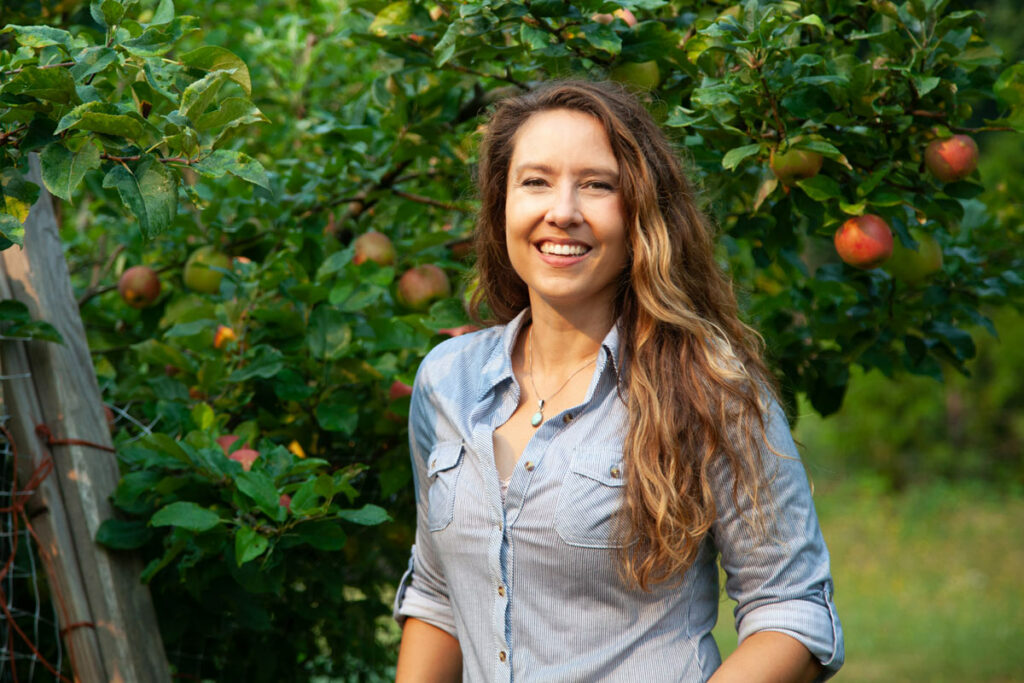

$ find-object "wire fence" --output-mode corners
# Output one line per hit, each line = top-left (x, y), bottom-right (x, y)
(1, 406), (67, 682)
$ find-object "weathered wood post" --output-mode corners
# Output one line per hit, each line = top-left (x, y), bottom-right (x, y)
(0, 154), (170, 682)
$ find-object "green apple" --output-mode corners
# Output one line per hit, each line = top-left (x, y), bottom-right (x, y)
(610, 61), (660, 90)
(885, 229), (943, 284)
(770, 147), (823, 185)
(183, 246), (231, 294)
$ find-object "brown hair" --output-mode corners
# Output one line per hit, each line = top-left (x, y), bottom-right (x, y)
(471, 80), (778, 590)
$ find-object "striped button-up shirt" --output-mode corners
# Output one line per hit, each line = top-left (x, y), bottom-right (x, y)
(394, 309), (844, 681)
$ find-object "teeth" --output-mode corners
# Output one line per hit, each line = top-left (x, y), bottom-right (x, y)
(539, 242), (589, 256)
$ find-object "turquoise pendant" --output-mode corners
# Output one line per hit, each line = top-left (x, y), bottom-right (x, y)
(530, 399), (544, 427)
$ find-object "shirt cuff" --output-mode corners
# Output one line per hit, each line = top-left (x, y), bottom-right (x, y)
(392, 550), (459, 638)
(736, 581), (844, 681)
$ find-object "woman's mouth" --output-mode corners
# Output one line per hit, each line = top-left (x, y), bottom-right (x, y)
(537, 241), (590, 257)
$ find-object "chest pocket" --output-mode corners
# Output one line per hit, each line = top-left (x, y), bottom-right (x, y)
(554, 449), (629, 548)
(426, 441), (464, 532)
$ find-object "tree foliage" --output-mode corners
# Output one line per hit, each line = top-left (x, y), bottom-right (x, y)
(2, 0), (1023, 679)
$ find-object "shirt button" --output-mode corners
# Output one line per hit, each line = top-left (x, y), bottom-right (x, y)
(524, 461), (535, 471)
(610, 465), (621, 479)
(499, 651), (507, 662)
(497, 585), (505, 597)
(562, 413), (572, 423)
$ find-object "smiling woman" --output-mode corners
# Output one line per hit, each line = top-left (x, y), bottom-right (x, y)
(393, 80), (844, 683)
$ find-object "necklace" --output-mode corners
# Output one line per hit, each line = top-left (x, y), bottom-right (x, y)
(526, 327), (598, 428)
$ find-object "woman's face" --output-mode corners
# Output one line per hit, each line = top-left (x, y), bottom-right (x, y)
(504, 108), (628, 317)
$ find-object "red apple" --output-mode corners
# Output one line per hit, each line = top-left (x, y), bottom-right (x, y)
(592, 7), (637, 26)
(925, 134), (978, 183)
(770, 147), (823, 185)
(216, 434), (241, 454)
(229, 448), (260, 472)
(885, 228), (943, 284)
(118, 265), (161, 308)
(389, 380), (413, 400)
(397, 264), (451, 311)
(834, 214), (893, 269)
(279, 493), (292, 510)
(438, 324), (480, 337)
(352, 230), (396, 266)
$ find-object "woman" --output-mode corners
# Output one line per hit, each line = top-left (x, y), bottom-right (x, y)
(393, 80), (843, 682)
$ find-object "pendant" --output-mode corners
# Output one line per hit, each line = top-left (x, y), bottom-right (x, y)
(530, 399), (544, 428)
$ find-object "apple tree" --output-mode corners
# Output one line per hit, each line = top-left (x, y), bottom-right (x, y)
(2, 0), (1023, 679)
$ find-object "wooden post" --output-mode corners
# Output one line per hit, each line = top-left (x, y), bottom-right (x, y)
(0, 154), (171, 683)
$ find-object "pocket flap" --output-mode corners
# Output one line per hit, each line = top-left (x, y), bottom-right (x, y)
(427, 441), (463, 477)
(569, 449), (626, 486)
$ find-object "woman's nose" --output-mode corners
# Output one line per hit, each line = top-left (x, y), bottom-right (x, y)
(545, 185), (583, 228)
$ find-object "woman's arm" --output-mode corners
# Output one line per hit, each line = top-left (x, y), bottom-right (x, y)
(395, 617), (463, 682)
(708, 631), (822, 683)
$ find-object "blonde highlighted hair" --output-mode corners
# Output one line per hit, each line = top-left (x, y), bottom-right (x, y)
(471, 80), (778, 590)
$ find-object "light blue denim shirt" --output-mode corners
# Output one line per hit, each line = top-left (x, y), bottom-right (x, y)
(394, 309), (844, 681)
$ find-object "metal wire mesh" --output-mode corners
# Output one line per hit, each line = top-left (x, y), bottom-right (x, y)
(1, 408), (66, 682)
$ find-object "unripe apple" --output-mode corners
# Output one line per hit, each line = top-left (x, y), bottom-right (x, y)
(924, 134), (978, 183)
(118, 265), (161, 308)
(834, 214), (893, 269)
(885, 228), (943, 284)
(592, 7), (637, 26)
(184, 246), (231, 294)
(770, 148), (823, 185)
(397, 264), (451, 311)
(352, 230), (396, 267)
(610, 61), (660, 90)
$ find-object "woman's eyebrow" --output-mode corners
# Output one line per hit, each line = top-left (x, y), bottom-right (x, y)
(511, 163), (619, 179)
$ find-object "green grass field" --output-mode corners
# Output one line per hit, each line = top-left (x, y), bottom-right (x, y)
(713, 478), (1024, 682)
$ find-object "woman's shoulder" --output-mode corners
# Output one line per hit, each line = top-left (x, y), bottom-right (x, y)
(415, 323), (506, 388)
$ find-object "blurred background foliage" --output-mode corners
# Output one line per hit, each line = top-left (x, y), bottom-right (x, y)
(2, 0), (1023, 680)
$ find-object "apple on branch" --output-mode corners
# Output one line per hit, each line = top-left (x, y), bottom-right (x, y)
(118, 265), (161, 308)
(397, 264), (451, 311)
(925, 134), (979, 183)
(885, 228), (943, 284)
(352, 230), (396, 266)
(770, 147), (823, 185)
(834, 214), (893, 269)
(184, 246), (231, 294)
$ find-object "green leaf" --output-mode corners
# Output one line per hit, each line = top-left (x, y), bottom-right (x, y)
(796, 175), (842, 201)
(0, 25), (75, 51)
(721, 143), (761, 171)
(236, 471), (281, 518)
(70, 46), (120, 83)
(151, 501), (221, 532)
(122, 16), (200, 58)
(55, 102), (145, 139)
(338, 504), (390, 526)
(994, 64), (1024, 107)
(179, 69), (231, 122)
(195, 97), (267, 132)
(191, 402), (214, 431)
(194, 149), (270, 191)
(316, 399), (359, 435)
(369, 1), (430, 37)
(40, 141), (101, 202)
(235, 526), (269, 566)
(151, 0), (175, 25)
(227, 345), (285, 381)
(294, 520), (346, 550)
(96, 519), (153, 549)
(434, 22), (460, 67)
(180, 46), (252, 95)
(0, 214), (25, 249)
(289, 479), (321, 516)
(91, 0), (126, 28)
(3, 66), (77, 105)
(796, 14), (826, 34)
(307, 306), (352, 360)
(101, 156), (177, 238)
(581, 24), (622, 55)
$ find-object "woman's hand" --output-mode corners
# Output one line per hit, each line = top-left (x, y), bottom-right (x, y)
(395, 617), (463, 683)
(708, 631), (822, 683)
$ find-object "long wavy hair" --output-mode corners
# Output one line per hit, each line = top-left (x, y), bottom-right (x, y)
(470, 80), (779, 590)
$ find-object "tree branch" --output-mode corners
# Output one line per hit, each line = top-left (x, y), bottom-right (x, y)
(393, 190), (472, 213)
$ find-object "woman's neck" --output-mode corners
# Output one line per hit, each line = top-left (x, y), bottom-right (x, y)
(524, 298), (615, 375)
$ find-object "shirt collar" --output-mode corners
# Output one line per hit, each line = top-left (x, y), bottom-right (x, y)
(477, 308), (623, 402)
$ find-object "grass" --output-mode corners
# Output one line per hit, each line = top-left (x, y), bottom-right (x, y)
(713, 478), (1024, 682)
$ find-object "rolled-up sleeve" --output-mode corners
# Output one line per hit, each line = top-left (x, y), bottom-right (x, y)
(711, 398), (844, 680)
(391, 363), (458, 638)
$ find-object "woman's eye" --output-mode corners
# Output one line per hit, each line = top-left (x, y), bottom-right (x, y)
(585, 181), (615, 191)
(521, 178), (547, 187)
